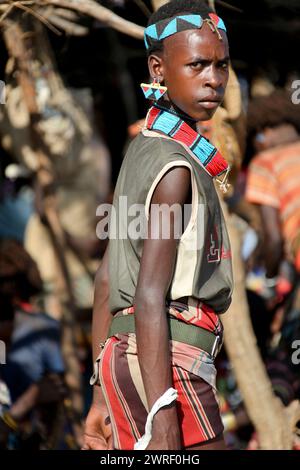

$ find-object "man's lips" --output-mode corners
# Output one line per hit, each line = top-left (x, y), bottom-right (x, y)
(199, 95), (222, 103)
(198, 99), (221, 110)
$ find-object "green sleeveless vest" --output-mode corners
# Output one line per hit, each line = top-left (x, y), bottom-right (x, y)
(108, 131), (233, 314)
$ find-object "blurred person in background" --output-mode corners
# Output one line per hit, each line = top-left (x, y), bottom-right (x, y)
(245, 90), (300, 279)
(0, 240), (67, 449)
(245, 90), (300, 391)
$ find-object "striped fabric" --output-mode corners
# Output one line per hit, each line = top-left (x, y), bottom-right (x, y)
(168, 297), (224, 335)
(99, 336), (224, 450)
(246, 141), (300, 257)
(99, 300), (224, 450)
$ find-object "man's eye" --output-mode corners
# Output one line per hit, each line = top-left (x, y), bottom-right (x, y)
(219, 62), (229, 69)
(189, 62), (202, 69)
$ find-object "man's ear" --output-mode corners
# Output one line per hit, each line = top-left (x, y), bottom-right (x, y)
(148, 53), (164, 82)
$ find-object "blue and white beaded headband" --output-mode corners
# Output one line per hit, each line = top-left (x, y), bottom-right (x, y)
(144, 13), (226, 50)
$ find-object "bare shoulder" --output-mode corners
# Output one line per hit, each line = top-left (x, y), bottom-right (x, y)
(151, 165), (191, 206)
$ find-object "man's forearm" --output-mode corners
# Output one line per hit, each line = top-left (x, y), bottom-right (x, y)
(135, 295), (179, 438)
(92, 247), (112, 362)
(264, 239), (283, 278)
(91, 247), (113, 408)
(260, 205), (283, 278)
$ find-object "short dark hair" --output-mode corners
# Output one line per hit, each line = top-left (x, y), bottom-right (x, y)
(147, 0), (212, 55)
(247, 90), (300, 137)
(245, 90), (300, 163)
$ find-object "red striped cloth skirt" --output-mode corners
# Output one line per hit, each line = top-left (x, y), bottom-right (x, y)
(99, 331), (224, 450)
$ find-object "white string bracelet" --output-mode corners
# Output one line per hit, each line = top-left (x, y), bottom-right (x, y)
(134, 387), (178, 450)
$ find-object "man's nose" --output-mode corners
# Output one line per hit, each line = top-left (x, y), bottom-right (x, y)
(204, 66), (223, 90)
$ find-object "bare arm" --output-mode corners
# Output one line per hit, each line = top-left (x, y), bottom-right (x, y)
(82, 245), (113, 450)
(260, 205), (283, 278)
(91, 246), (112, 363)
(134, 166), (191, 450)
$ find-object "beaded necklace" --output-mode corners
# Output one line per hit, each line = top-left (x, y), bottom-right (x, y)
(144, 103), (230, 193)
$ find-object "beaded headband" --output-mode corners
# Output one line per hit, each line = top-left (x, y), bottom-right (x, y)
(144, 13), (226, 50)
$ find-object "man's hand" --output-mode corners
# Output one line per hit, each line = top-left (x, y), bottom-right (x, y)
(146, 436), (181, 450)
(146, 407), (182, 450)
(82, 386), (113, 450)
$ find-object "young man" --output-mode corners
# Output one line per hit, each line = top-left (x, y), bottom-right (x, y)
(83, 0), (233, 450)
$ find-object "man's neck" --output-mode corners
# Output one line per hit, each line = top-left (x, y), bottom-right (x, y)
(159, 98), (199, 131)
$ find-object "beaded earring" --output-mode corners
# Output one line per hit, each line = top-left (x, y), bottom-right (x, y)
(140, 77), (167, 101)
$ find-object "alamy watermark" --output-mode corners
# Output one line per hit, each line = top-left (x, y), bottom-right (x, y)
(96, 198), (205, 251)
(291, 340), (300, 365)
(95, 197), (232, 261)
(0, 340), (6, 365)
(291, 80), (300, 104)
(0, 80), (6, 104)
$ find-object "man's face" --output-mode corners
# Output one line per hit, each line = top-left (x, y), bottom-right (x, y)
(154, 23), (230, 121)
